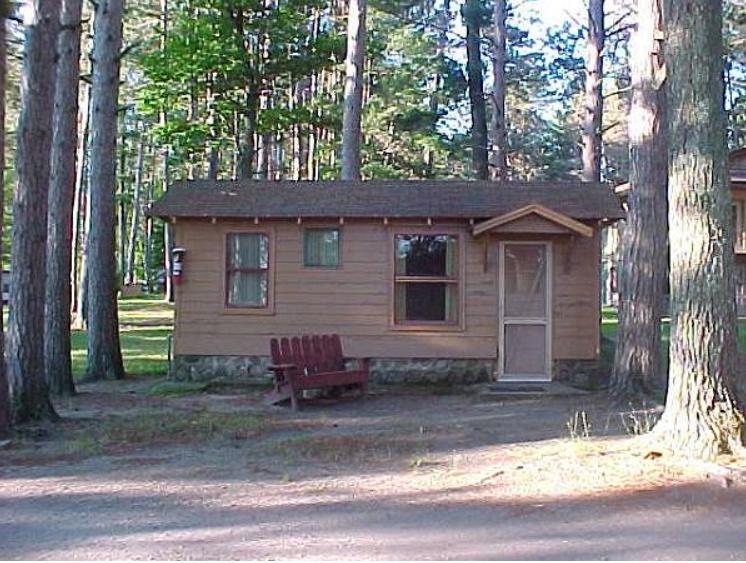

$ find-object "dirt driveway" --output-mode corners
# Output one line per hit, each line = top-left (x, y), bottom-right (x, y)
(2, 381), (746, 560)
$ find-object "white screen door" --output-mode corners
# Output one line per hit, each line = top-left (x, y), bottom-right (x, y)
(499, 242), (552, 381)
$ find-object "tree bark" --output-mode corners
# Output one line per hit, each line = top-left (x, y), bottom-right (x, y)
(160, 0), (173, 303)
(0, 0), (9, 436)
(654, 0), (745, 460)
(611, 0), (668, 398)
(85, 0), (125, 381)
(117, 127), (127, 282)
(489, 0), (508, 181)
(71, 82), (91, 316)
(45, 0), (83, 397)
(125, 134), (145, 286)
(144, 147), (157, 292)
(464, 0), (489, 180)
(236, 89), (257, 179)
(582, 0), (604, 183)
(340, 0), (366, 180)
(8, 0), (61, 422)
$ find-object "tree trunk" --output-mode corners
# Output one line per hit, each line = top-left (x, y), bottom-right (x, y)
(71, 82), (91, 316)
(236, 89), (257, 179)
(125, 134), (145, 286)
(0, 0), (10, 436)
(340, 0), (366, 180)
(117, 128), (127, 283)
(582, 0), (604, 183)
(8, 0), (61, 422)
(85, 0), (125, 382)
(611, 0), (668, 398)
(654, 0), (745, 460)
(160, 0), (173, 303)
(45, 0), (83, 397)
(489, 0), (508, 181)
(464, 0), (489, 180)
(144, 147), (156, 292)
(72, 172), (91, 329)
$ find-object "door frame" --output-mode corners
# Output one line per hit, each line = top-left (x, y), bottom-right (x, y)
(497, 240), (553, 382)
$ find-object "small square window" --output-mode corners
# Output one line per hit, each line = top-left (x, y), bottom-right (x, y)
(304, 228), (340, 267)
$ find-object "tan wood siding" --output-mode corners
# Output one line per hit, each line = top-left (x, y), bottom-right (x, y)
(173, 218), (600, 363)
(551, 234), (600, 359)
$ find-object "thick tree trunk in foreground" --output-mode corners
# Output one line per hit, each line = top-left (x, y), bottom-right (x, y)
(655, 0), (745, 460)
(45, 0), (83, 397)
(341, 0), (366, 180)
(582, 0), (604, 183)
(611, 0), (668, 398)
(464, 0), (488, 180)
(0, 0), (9, 436)
(8, 0), (61, 422)
(489, 0), (508, 181)
(85, 0), (125, 381)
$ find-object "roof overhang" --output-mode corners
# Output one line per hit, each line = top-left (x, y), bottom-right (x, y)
(472, 204), (594, 238)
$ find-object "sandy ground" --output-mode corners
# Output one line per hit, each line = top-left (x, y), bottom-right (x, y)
(2, 381), (746, 560)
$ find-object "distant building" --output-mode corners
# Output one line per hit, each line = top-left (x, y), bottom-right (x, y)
(603, 148), (746, 316)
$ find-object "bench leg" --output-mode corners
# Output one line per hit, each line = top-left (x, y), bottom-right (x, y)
(360, 382), (367, 402)
(290, 387), (300, 411)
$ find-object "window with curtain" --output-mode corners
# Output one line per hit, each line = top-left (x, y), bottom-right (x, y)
(394, 234), (459, 324)
(225, 233), (270, 307)
(304, 228), (340, 267)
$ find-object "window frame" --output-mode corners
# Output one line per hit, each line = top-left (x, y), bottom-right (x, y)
(223, 230), (275, 314)
(390, 229), (465, 332)
(303, 227), (342, 269)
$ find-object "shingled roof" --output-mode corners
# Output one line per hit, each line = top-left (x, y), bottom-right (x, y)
(150, 180), (625, 221)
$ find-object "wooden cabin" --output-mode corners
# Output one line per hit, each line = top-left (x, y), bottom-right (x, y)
(151, 181), (624, 385)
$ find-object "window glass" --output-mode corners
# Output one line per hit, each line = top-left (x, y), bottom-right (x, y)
(226, 233), (269, 307)
(395, 234), (456, 277)
(304, 228), (340, 267)
(394, 234), (458, 324)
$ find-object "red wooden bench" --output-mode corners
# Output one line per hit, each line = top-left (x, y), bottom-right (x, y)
(265, 334), (369, 410)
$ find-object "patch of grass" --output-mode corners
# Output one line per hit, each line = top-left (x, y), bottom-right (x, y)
(145, 380), (210, 397)
(566, 410), (592, 440)
(72, 295), (172, 379)
(70, 411), (267, 455)
(271, 433), (428, 465)
(601, 307), (746, 356)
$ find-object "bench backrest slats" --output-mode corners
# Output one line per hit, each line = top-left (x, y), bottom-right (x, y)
(270, 333), (347, 376)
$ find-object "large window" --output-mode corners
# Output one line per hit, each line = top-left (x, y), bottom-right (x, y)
(394, 234), (459, 324)
(225, 233), (270, 308)
(304, 228), (340, 267)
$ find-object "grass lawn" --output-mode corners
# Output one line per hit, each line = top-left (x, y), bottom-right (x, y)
(601, 307), (746, 353)
(71, 295), (173, 379)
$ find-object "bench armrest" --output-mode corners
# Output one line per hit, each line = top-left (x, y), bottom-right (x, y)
(268, 363), (296, 372)
(346, 357), (370, 372)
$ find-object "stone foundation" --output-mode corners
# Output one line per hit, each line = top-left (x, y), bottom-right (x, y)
(170, 354), (495, 385)
(368, 358), (495, 385)
(553, 359), (609, 390)
(171, 353), (606, 388)
(171, 355), (273, 382)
